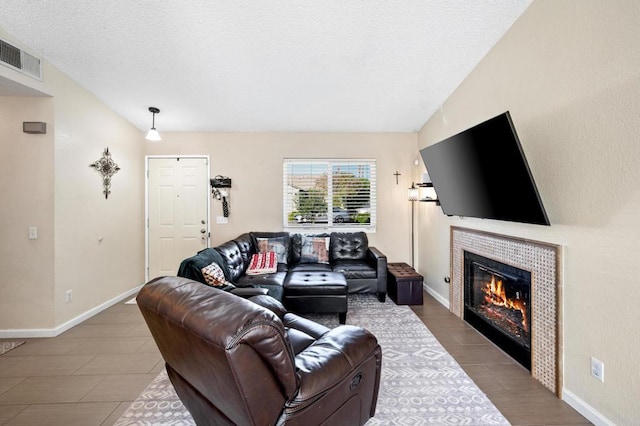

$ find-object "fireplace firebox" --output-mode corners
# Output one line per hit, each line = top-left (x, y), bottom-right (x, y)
(464, 251), (532, 370)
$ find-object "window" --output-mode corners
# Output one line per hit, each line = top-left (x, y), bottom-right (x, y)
(283, 159), (376, 230)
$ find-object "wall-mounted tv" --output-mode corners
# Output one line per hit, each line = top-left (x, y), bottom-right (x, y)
(419, 111), (549, 226)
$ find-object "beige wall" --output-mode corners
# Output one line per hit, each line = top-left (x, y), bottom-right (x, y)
(0, 26), (146, 332)
(417, 1), (640, 423)
(49, 64), (146, 326)
(0, 96), (55, 329)
(146, 132), (417, 259)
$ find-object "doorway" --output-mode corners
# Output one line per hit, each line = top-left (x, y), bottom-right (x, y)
(146, 156), (210, 281)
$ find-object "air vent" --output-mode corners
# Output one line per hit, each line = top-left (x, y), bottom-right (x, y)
(0, 38), (43, 80)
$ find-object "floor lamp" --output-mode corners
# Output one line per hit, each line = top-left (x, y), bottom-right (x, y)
(408, 183), (419, 268)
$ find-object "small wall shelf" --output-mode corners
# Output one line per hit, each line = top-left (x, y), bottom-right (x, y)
(416, 183), (440, 205)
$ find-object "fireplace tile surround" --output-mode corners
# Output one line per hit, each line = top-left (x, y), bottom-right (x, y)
(450, 226), (562, 396)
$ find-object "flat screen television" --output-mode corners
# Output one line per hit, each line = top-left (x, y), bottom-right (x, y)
(419, 111), (550, 226)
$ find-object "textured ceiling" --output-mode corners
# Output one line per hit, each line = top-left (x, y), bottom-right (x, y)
(0, 1), (531, 132)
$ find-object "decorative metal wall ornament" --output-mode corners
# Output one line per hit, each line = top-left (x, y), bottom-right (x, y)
(90, 147), (121, 199)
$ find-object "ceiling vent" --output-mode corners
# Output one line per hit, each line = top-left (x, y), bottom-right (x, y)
(0, 38), (43, 81)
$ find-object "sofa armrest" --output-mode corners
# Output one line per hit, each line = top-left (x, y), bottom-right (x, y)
(248, 294), (287, 318)
(367, 246), (387, 297)
(367, 246), (386, 263)
(230, 287), (270, 298)
(283, 313), (331, 340)
(291, 325), (380, 404)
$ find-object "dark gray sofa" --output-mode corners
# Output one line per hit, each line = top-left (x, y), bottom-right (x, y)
(177, 231), (387, 302)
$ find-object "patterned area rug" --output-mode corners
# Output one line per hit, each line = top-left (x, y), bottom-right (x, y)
(0, 341), (25, 356)
(115, 295), (510, 425)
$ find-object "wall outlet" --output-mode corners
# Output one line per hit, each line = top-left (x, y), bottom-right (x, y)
(65, 290), (73, 303)
(28, 227), (38, 240)
(590, 356), (604, 382)
(216, 216), (228, 224)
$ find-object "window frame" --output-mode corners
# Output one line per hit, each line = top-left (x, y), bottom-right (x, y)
(283, 158), (376, 232)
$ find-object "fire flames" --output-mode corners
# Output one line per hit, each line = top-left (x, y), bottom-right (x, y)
(481, 276), (529, 333)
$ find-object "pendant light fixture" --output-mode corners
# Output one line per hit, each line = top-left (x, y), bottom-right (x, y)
(145, 107), (161, 141)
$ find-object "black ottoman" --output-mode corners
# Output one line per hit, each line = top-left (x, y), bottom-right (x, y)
(387, 262), (423, 305)
(284, 272), (348, 324)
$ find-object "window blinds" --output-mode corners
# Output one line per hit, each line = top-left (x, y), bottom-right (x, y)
(283, 159), (376, 230)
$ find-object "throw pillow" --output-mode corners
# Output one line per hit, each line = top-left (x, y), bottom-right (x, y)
(300, 236), (330, 264)
(256, 237), (288, 264)
(201, 262), (236, 288)
(246, 251), (278, 275)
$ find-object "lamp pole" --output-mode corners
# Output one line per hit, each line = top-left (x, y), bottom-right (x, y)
(411, 201), (415, 267)
(408, 183), (418, 268)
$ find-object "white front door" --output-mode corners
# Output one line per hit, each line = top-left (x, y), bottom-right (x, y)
(147, 157), (209, 281)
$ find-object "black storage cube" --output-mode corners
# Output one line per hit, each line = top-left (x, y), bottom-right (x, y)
(387, 262), (423, 305)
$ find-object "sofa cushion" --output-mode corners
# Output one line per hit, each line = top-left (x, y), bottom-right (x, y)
(252, 232), (290, 264)
(330, 232), (368, 261)
(290, 233), (330, 264)
(237, 272), (287, 300)
(238, 271), (287, 287)
(300, 235), (330, 263)
(289, 263), (332, 273)
(214, 241), (245, 282)
(332, 259), (377, 280)
(232, 233), (255, 264)
(246, 252), (278, 275)
(256, 237), (288, 264)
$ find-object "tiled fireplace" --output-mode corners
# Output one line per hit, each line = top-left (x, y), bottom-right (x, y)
(450, 227), (562, 396)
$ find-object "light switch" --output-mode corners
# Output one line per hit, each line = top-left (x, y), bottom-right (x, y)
(28, 227), (38, 240)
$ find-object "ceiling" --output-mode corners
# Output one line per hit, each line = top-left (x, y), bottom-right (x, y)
(0, 1), (531, 133)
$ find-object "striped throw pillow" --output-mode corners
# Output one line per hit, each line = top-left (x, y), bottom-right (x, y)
(246, 251), (278, 275)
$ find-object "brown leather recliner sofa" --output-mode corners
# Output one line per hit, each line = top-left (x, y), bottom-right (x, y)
(138, 276), (382, 426)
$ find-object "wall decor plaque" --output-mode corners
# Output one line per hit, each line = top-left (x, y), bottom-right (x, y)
(90, 147), (121, 199)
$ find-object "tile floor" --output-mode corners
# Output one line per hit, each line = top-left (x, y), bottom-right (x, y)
(411, 293), (591, 426)
(0, 300), (162, 425)
(0, 290), (591, 425)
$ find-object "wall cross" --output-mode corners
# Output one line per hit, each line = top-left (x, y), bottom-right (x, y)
(393, 171), (401, 185)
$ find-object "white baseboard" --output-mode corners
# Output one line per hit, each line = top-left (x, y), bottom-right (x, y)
(562, 388), (615, 426)
(424, 283), (450, 309)
(0, 284), (144, 339)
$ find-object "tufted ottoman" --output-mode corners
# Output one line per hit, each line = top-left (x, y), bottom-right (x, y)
(283, 271), (348, 324)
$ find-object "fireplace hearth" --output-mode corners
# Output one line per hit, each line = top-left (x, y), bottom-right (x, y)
(464, 251), (532, 370)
